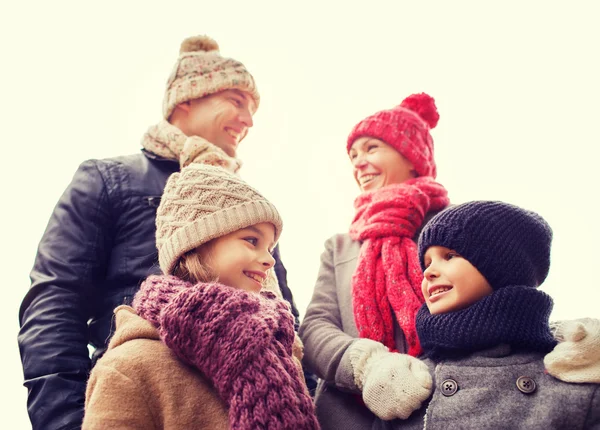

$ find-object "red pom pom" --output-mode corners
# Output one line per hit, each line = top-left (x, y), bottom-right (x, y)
(400, 93), (439, 129)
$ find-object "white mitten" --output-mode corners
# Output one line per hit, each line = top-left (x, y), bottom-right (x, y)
(544, 318), (600, 383)
(348, 339), (432, 420)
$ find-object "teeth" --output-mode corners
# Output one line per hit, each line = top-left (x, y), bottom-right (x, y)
(244, 272), (263, 283)
(359, 174), (378, 185)
(431, 287), (451, 297)
(226, 128), (239, 141)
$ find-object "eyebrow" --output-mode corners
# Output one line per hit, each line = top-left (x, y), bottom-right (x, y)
(243, 225), (275, 248)
(230, 89), (257, 113)
(350, 137), (378, 154)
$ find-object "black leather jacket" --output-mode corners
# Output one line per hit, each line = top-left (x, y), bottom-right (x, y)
(18, 150), (302, 430)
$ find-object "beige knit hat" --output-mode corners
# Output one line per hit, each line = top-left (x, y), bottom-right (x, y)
(156, 164), (282, 275)
(163, 35), (260, 120)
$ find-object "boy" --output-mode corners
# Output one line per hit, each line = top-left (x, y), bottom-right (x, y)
(379, 201), (599, 429)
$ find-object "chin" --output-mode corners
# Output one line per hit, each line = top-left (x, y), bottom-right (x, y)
(426, 303), (450, 315)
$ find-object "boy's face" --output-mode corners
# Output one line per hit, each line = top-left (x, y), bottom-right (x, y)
(421, 246), (493, 314)
(200, 222), (276, 294)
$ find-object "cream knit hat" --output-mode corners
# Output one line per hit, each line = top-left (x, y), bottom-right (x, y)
(163, 35), (260, 120)
(156, 164), (282, 275)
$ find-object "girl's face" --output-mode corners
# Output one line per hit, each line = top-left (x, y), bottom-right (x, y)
(348, 137), (417, 192)
(203, 222), (276, 293)
(421, 246), (493, 315)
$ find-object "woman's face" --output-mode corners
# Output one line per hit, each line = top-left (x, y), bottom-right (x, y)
(349, 137), (417, 192)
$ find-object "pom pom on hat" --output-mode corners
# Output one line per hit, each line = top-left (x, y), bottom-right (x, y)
(347, 92), (440, 178)
(400, 93), (439, 129)
(180, 35), (220, 54)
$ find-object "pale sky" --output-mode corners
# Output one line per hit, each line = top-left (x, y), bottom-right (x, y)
(2, 1), (599, 427)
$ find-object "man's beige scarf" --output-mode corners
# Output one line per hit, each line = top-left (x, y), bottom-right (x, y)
(141, 120), (242, 173)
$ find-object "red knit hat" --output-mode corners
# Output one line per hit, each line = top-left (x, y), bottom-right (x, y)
(347, 93), (440, 178)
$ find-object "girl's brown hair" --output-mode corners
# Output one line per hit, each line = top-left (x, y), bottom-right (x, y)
(172, 242), (217, 284)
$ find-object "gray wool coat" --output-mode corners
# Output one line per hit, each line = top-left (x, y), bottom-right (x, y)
(375, 344), (600, 430)
(299, 233), (409, 430)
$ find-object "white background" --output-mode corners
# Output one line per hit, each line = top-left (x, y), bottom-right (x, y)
(1, 1), (599, 427)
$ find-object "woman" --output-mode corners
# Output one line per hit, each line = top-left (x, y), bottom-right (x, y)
(299, 93), (448, 429)
(299, 93), (600, 430)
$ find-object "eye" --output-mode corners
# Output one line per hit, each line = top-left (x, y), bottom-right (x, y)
(230, 97), (242, 107)
(243, 236), (258, 246)
(367, 144), (378, 152)
(445, 251), (460, 260)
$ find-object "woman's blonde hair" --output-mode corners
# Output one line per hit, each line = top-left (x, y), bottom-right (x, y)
(172, 242), (217, 284)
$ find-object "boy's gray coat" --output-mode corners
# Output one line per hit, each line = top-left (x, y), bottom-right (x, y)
(376, 345), (600, 430)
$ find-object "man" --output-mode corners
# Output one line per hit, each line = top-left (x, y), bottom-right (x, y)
(18, 35), (305, 430)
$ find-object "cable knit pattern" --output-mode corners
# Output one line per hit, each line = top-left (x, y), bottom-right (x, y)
(155, 164), (283, 275)
(350, 177), (449, 356)
(141, 119), (242, 172)
(133, 275), (319, 430)
(416, 285), (557, 359)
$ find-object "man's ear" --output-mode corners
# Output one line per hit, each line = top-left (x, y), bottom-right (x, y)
(174, 101), (191, 114)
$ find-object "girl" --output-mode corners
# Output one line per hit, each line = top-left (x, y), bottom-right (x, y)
(83, 164), (319, 430)
(376, 200), (599, 429)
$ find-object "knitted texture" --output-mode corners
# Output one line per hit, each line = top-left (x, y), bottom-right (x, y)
(163, 35), (259, 119)
(141, 120), (242, 171)
(416, 286), (557, 359)
(347, 93), (439, 178)
(349, 177), (449, 356)
(156, 164), (283, 275)
(133, 275), (319, 430)
(418, 200), (553, 289)
(544, 318), (600, 383)
(347, 338), (432, 420)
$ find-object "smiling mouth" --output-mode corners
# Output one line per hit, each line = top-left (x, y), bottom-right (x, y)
(359, 174), (379, 186)
(243, 271), (265, 284)
(225, 128), (241, 142)
(429, 286), (453, 297)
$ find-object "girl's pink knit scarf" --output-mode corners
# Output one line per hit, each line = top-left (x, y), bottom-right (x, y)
(349, 177), (449, 356)
(133, 275), (319, 430)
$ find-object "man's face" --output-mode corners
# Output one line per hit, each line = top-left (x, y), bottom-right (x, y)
(178, 89), (257, 157)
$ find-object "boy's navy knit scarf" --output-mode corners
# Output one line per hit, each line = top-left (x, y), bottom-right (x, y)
(416, 285), (557, 360)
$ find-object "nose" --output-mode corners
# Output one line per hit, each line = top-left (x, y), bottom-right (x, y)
(239, 108), (254, 128)
(423, 263), (439, 280)
(352, 153), (367, 169)
(261, 250), (275, 269)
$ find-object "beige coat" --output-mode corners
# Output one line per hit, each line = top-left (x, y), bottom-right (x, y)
(83, 305), (229, 429)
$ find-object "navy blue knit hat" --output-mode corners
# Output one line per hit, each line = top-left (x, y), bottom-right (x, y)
(418, 201), (553, 289)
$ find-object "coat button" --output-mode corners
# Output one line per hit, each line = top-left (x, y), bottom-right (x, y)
(516, 376), (536, 394)
(440, 379), (458, 396)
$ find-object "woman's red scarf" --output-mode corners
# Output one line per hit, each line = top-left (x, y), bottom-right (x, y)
(350, 177), (449, 356)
